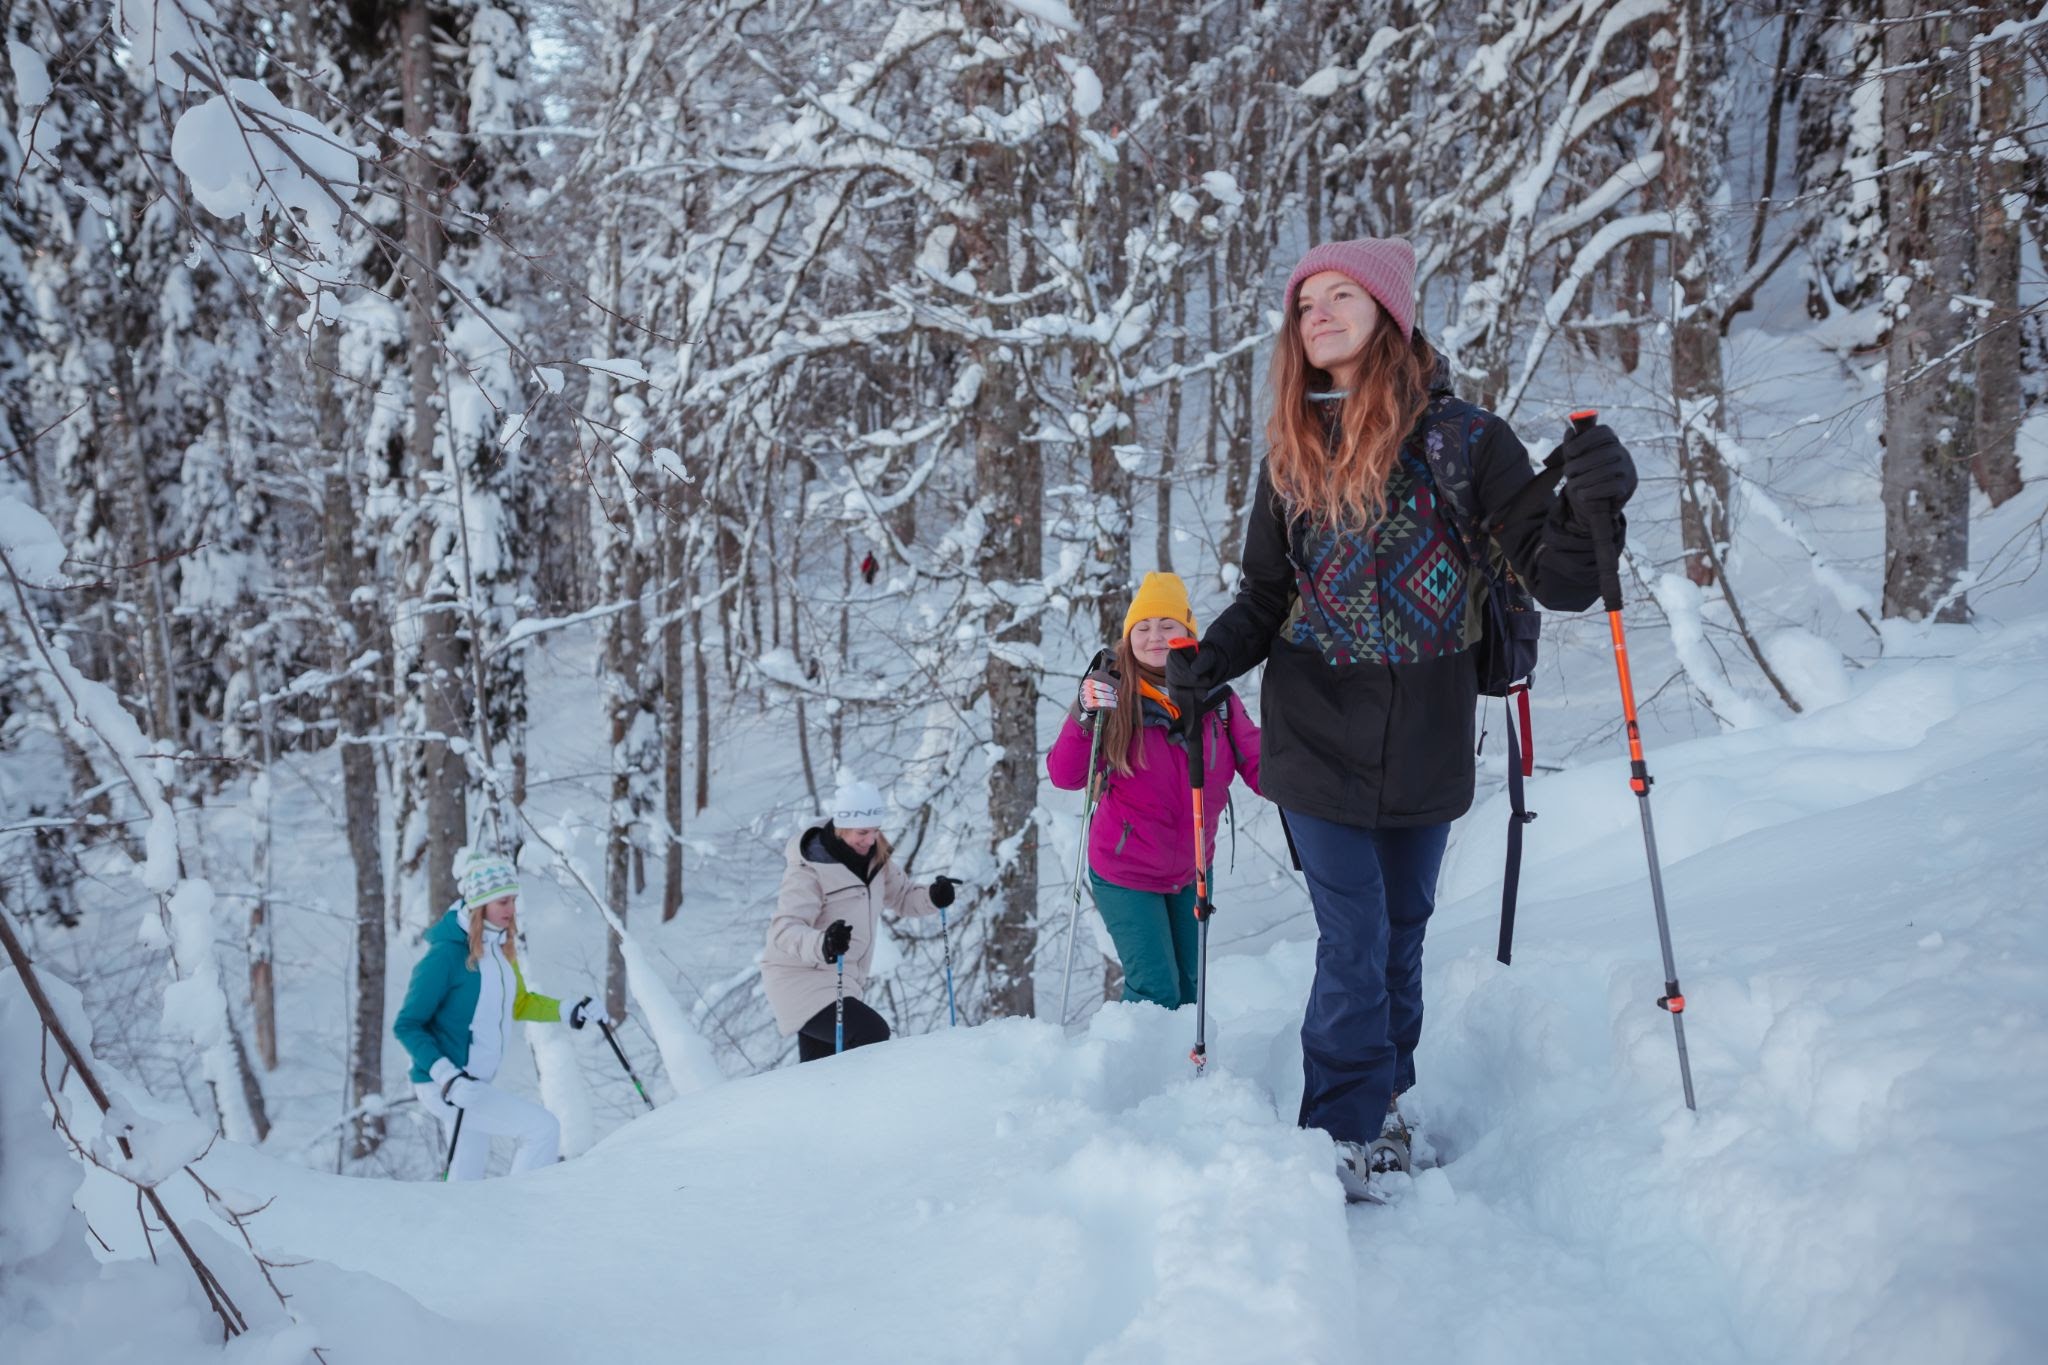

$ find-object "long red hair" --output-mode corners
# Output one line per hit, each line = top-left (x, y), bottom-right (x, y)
(1265, 317), (1437, 530)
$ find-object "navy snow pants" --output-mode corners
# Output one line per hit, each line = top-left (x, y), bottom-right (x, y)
(1283, 809), (1451, 1146)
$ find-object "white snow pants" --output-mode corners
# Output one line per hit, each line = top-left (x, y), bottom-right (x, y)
(415, 1079), (561, 1181)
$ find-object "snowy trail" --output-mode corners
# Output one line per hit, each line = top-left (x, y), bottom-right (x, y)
(184, 1011), (1359, 1364)
(68, 623), (2048, 1364)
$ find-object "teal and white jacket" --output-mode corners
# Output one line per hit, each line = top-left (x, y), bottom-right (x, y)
(393, 907), (566, 1085)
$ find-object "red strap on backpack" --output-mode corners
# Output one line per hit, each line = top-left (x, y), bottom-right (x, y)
(1512, 682), (1533, 777)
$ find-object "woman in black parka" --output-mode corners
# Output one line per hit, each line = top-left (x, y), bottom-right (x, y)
(1168, 237), (1638, 1193)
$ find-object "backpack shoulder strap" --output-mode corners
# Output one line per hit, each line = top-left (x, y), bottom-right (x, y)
(1412, 397), (1486, 567)
(1210, 687), (1247, 770)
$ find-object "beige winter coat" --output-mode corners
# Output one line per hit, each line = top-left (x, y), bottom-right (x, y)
(762, 827), (941, 1035)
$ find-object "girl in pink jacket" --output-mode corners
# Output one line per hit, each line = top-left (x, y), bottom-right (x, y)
(1046, 573), (1261, 1010)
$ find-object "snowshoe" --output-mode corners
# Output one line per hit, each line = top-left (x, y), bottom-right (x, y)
(1334, 1139), (1410, 1204)
(1384, 1094), (1439, 1170)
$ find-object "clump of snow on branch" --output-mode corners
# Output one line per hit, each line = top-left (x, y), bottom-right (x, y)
(169, 79), (362, 326)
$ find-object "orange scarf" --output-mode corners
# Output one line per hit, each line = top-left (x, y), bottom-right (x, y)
(1136, 677), (1181, 720)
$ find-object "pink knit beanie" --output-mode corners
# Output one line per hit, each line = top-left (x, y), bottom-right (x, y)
(1283, 237), (1417, 343)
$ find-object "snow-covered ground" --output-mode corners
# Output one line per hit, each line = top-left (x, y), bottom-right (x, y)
(15, 599), (2046, 1365)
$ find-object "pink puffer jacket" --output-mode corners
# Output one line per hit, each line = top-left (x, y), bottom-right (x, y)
(1045, 692), (1261, 894)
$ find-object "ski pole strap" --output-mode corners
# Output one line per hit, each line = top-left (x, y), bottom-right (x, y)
(1590, 507), (1624, 614)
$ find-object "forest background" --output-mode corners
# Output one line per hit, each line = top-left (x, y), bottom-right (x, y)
(2, 0), (2042, 1180)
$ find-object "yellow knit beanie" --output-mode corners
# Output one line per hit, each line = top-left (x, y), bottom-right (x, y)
(1121, 572), (1198, 639)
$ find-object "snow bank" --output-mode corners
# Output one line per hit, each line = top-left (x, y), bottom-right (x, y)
(24, 616), (2048, 1363)
(4, 972), (472, 1365)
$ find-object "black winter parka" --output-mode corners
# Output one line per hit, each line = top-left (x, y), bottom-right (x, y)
(1196, 389), (1614, 829)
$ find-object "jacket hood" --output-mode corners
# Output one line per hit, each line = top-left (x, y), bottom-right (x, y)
(794, 824), (883, 883)
(425, 906), (471, 947)
(1422, 339), (1451, 396)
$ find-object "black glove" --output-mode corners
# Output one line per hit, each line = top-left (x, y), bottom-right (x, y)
(1164, 643), (1222, 723)
(930, 876), (959, 909)
(821, 919), (853, 963)
(569, 995), (593, 1029)
(1558, 422), (1637, 514)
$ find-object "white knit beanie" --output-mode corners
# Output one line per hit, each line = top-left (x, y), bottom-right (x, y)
(831, 779), (888, 829)
(456, 848), (519, 912)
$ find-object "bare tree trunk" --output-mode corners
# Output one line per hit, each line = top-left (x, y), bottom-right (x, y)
(316, 311), (390, 1157)
(963, 10), (1041, 1018)
(977, 367), (1043, 1019)
(603, 539), (647, 1024)
(225, 1013), (272, 1142)
(693, 569), (713, 814)
(661, 514), (686, 923)
(249, 680), (278, 1072)
(1880, 0), (1975, 622)
(1619, 234), (1653, 374)
(833, 540), (849, 771)
(248, 899), (276, 1069)
(1090, 401), (1133, 649)
(1744, 11), (1800, 273)
(1971, 4), (2025, 508)
(791, 578), (820, 812)
(1661, 0), (1732, 587)
(400, 0), (466, 909)
(1157, 281), (1185, 575)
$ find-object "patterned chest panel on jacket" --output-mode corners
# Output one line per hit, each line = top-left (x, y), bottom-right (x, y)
(1284, 441), (1472, 666)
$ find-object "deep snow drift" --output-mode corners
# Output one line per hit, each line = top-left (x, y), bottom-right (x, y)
(12, 611), (2046, 1364)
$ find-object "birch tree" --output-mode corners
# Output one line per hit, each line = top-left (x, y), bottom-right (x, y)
(1879, 1), (1975, 622)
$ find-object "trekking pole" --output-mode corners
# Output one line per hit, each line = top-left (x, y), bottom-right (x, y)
(440, 1107), (466, 1182)
(1056, 708), (1107, 1025)
(598, 1019), (655, 1110)
(1571, 408), (1698, 1113)
(1168, 638), (1217, 1078)
(939, 903), (957, 1027)
(834, 955), (846, 1056)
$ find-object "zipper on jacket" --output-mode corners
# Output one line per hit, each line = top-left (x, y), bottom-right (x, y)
(492, 944), (511, 1069)
(1114, 820), (1132, 855)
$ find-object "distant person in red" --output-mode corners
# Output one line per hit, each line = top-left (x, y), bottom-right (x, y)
(1166, 237), (1637, 1195)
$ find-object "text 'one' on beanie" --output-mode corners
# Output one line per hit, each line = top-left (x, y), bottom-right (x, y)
(831, 778), (889, 829)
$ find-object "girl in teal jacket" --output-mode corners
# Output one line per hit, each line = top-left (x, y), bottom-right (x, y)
(394, 850), (607, 1180)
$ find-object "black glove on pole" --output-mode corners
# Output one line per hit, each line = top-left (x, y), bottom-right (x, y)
(1163, 640), (1217, 730)
(1572, 408), (1696, 1112)
(929, 876), (958, 909)
(1558, 419), (1638, 514)
(821, 919), (852, 963)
